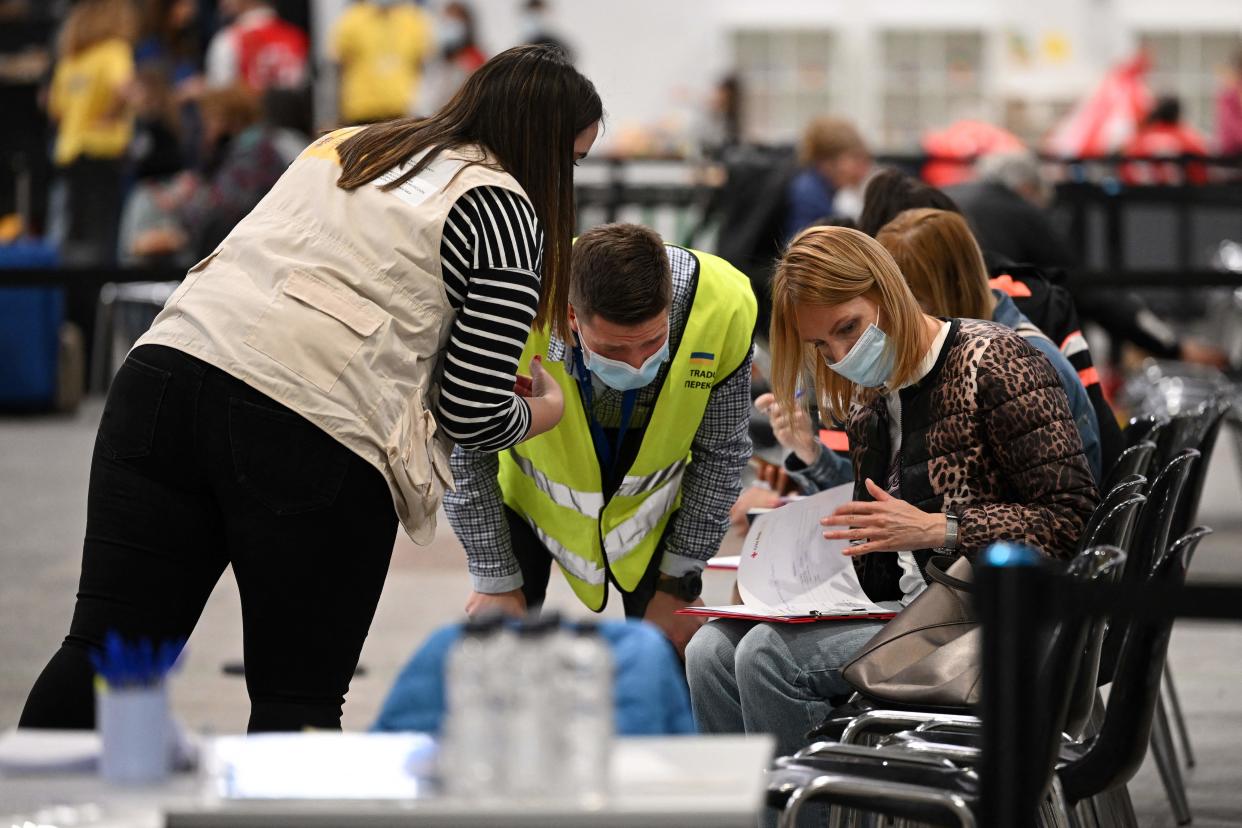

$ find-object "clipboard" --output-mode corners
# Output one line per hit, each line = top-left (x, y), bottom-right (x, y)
(677, 605), (896, 624)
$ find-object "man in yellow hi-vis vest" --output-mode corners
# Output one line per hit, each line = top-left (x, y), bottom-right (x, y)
(445, 223), (757, 655)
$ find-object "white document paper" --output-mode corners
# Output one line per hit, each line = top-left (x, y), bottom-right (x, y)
(737, 483), (887, 616)
(680, 484), (893, 622)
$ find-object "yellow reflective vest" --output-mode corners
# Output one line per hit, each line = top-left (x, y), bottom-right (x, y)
(497, 248), (757, 610)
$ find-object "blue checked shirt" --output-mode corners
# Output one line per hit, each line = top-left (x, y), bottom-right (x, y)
(445, 246), (754, 593)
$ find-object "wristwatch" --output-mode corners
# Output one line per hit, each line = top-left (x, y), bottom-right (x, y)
(942, 512), (960, 551)
(655, 571), (703, 602)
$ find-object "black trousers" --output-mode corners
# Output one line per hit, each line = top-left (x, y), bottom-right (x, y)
(505, 506), (665, 618)
(19, 345), (399, 732)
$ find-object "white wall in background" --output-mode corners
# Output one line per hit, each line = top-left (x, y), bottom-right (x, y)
(309, 0), (1242, 148)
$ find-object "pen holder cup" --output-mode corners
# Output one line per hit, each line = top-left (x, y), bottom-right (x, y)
(97, 681), (171, 784)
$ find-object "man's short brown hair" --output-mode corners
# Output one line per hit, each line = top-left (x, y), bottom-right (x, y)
(570, 223), (672, 325)
(798, 116), (867, 166)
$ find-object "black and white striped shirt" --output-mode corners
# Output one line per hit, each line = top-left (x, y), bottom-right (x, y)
(436, 185), (544, 452)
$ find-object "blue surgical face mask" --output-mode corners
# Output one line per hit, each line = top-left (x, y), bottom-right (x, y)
(824, 310), (894, 389)
(579, 329), (670, 391)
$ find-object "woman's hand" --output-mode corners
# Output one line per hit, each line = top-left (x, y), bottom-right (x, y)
(820, 478), (947, 555)
(520, 355), (565, 440)
(755, 392), (821, 466)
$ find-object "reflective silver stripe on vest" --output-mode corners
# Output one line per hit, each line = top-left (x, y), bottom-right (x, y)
(603, 468), (686, 563)
(511, 451), (605, 516)
(615, 457), (688, 499)
(519, 514), (607, 585)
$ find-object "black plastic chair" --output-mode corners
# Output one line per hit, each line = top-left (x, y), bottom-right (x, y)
(1076, 476), (1146, 556)
(1124, 414), (1167, 450)
(864, 528), (1209, 828)
(1100, 441), (1157, 496)
(769, 544), (1127, 828)
(1064, 497), (1147, 739)
(1058, 528), (1211, 821)
(1157, 399), (1231, 776)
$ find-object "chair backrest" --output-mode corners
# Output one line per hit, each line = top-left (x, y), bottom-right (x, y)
(1077, 479), (1146, 554)
(1063, 503), (1144, 739)
(1059, 527), (1212, 803)
(1171, 398), (1232, 542)
(1123, 450), (1200, 584)
(1095, 451), (1198, 685)
(1124, 414), (1166, 450)
(1026, 543), (1127, 800)
(1153, 407), (1208, 468)
(1100, 442), (1156, 496)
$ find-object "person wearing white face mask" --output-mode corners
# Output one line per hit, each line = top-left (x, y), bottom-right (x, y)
(685, 225), (1097, 756)
(446, 223), (757, 657)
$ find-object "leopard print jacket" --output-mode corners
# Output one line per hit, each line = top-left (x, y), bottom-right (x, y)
(846, 318), (1099, 602)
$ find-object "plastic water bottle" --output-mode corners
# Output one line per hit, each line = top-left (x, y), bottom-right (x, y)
(554, 620), (614, 805)
(441, 615), (502, 796)
(501, 613), (560, 798)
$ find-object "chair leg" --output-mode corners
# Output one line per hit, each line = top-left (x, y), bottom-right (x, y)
(1047, 775), (1075, 828)
(1151, 697), (1193, 826)
(1163, 666), (1196, 769)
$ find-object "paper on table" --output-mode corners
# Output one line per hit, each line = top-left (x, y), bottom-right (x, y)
(0, 728), (99, 774)
(737, 483), (888, 616)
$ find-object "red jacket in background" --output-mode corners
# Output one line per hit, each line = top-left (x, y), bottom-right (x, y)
(1121, 123), (1209, 185)
(234, 14), (308, 91)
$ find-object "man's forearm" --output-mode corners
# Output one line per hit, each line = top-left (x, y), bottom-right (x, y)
(444, 445), (524, 592)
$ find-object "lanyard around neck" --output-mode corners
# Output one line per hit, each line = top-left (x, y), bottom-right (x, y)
(571, 344), (639, 475)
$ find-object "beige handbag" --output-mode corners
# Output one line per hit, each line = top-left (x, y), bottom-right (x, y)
(840, 555), (981, 709)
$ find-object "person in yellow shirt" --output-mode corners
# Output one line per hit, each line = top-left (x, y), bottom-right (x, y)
(331, 0), (434, 125)
(49, 0), (137, 265)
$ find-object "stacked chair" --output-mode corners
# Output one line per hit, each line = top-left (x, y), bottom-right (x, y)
(762, 395), (1232, 827)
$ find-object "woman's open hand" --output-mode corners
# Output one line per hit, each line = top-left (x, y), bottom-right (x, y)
(821, 478), (947, 555)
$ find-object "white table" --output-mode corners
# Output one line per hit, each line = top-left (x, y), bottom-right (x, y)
(1, 734), (774, 828)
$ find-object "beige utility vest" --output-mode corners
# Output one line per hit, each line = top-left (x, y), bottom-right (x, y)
(137, 128), (529, 544)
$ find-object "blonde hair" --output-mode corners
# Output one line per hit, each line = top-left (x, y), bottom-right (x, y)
(771, 226), (930, 422)
(876, 208), (995, 321)
(798, 116), (867, 166)
(59, 0), (138, 56)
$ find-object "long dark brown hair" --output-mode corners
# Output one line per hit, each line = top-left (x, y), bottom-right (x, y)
(336, 45), (602, 341)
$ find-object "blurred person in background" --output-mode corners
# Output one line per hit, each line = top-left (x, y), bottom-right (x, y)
(118, 65), (188, 266)
(205, 0), (307, 92)
(48, 0), (137, 266)
(135, 0), (204, 164)
(331, 0), (433, 126)
(129, 83), (287, 262)
(693, 74), (743, 162)
(784, 116), (872, 241)
(1121, 95), (1209, 185)
(136, 0), (200, 89)
(946, 152), (1229, 371)
(422, 1), (485, 113)
(1215, 51), (1242, 156)
(518, 0), (573, 63)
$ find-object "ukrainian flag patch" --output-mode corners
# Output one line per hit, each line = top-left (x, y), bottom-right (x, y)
(689, 351), (716, 365)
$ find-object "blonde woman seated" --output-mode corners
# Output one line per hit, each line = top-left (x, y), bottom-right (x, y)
(685, 227), (1097, 756)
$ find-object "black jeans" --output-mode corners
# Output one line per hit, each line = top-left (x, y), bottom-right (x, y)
(19, 345), (399, 732)
(505, 506), (664, 617)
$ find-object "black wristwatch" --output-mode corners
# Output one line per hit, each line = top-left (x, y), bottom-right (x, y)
(655, 571), (703, 601)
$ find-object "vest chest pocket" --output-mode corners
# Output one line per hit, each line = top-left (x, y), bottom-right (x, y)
(244, 270), (387, 394)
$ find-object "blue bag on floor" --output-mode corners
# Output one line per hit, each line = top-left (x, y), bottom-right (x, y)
(372, 619), (696, 736)
(0, 241), (62, 409)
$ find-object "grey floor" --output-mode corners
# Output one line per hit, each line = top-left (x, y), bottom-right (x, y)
(2, 399), (1240, 824)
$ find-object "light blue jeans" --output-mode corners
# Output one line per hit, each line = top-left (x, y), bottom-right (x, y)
(685, 619), (886, 757)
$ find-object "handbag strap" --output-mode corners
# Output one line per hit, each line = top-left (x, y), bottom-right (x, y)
(926, 555), (973, 593)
